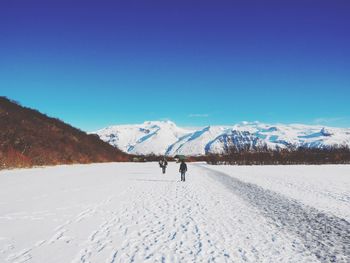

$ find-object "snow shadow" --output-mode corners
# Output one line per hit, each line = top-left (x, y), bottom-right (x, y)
(131, 179), (177, 183)
(199, 165), (350, 263)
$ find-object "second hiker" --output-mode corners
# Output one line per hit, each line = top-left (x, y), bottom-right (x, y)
(179, 160), (187, 182)
(159, 157), (168, 174)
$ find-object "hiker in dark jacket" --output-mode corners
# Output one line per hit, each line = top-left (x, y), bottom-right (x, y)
(179, 160), (187, 182)
(159, 157), (168, 174)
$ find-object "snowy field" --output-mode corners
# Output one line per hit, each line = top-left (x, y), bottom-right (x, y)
(0, 163), (349, 263)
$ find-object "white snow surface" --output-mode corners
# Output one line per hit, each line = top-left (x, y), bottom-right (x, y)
(94, 121), (350, 156)
(0, 163), (349, 263)
(201, 164), (350, 221)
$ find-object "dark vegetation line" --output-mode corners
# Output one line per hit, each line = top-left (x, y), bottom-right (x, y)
(204, 146), (350, 165)
(131, 147), (350, 165)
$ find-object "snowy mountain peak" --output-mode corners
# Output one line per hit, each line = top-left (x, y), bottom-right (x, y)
(320, 127), (332, 137)
(94, 121), (350, 156)
(143, 120), (176, 127)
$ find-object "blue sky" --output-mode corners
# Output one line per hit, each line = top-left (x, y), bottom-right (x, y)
(1, 0), (349, 131)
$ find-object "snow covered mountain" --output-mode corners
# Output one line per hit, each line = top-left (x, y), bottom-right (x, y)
(94, 121), (350, 156)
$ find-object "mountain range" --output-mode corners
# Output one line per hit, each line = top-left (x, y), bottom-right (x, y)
(94, 121), (350, 156)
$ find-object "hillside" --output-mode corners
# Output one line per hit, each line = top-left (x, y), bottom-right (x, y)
(0, 97), (129, 169)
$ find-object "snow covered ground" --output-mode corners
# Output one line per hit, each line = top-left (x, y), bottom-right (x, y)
(0, 163), (349, 262)
(202, 164), (350, 222)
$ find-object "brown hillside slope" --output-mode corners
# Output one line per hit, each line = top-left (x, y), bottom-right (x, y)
(0, 97), (129, 169)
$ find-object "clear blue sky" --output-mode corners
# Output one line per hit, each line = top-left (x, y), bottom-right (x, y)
(1, 0), (349, 131)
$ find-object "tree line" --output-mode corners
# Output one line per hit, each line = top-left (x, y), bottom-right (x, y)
(127, 146), (350, 165)
(205, 146), (350, 165)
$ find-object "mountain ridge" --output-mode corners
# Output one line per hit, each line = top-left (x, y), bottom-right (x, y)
(95, 120), (350, 156)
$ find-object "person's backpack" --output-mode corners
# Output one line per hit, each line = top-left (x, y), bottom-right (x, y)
(180, 162), (187, 172)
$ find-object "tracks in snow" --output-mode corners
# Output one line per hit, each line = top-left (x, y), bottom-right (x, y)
(69, 168), (322, 263)
(197, 165), (350, 263)
(2, 163), (349, 263)
(73, 181), (234, 263)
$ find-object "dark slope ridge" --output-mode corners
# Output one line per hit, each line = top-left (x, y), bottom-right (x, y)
(0, 97), (130, 169)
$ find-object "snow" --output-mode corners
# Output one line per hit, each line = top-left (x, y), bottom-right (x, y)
(1, 163), (349, 262)
(167, 126), (228, 156)
(95, 121), (191, 155)
(200, 164), (350, 222)
(94, 121), (350, 156)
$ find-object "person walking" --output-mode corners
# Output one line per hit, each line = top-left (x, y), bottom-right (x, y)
(179, 160), (187, 182)
(159, 157), (168, 174)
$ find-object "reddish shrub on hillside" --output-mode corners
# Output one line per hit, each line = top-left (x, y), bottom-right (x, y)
(0, 97), (130, 169)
